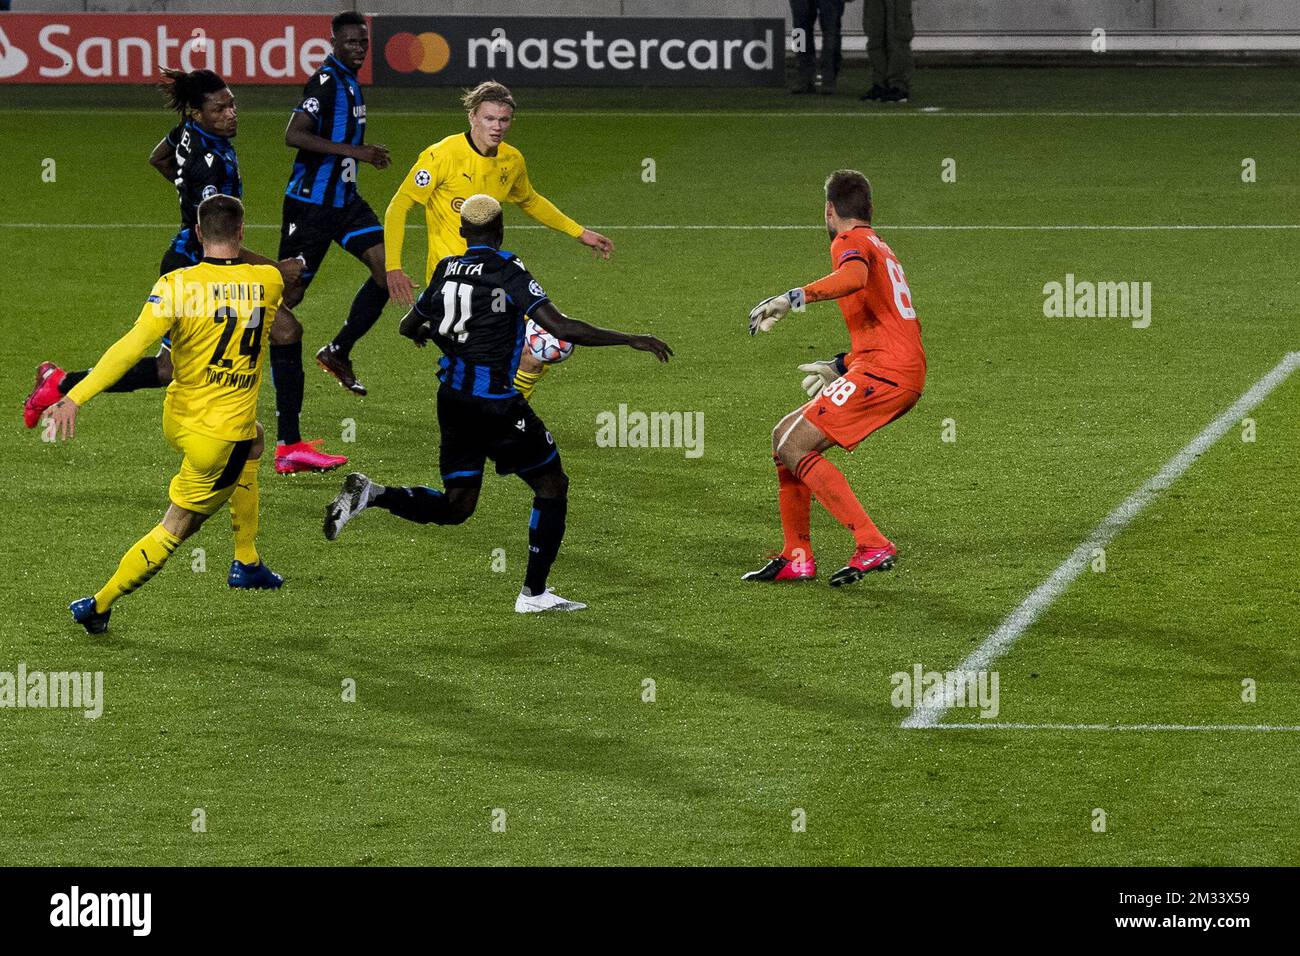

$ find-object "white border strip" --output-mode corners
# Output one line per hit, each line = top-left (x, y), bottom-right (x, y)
(902, 350), (1300, 729)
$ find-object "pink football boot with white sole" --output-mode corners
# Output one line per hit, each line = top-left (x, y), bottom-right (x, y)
(275, 439), (348, 475)
(830, 543), (898, 587)
(741, 553), (816, 582)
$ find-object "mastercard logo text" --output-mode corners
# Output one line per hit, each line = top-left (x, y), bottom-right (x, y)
(385, 31), (450, 73)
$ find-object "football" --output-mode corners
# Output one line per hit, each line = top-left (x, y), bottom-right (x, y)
(525, 318), (574, 364)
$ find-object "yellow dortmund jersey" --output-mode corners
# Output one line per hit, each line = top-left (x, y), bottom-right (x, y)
(67, 259), (283, 442)
(384, 132), (584, 282)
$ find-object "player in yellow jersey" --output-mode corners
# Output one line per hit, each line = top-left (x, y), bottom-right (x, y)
(44, 196), (287, 634)
(382, 80), (613, 399)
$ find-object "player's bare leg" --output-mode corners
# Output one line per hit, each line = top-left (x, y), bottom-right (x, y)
(771, 411), (896, 586)
(316, 243), (389, 396)
(269, 303), (348, 475)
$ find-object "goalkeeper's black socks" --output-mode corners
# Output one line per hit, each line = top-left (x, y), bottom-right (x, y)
(60, 358), (164, 394)
(522, 494), (568, 597)
(270, 342), (305, 445)
(331, 277), (389, 357)
(371, 485), (458, 525)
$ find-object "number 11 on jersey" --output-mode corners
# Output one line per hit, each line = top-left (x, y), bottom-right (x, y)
(440, 281), (473, 342)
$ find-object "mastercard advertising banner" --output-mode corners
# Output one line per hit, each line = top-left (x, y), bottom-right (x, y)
(374, 17), (784, 87)
(0, 14), (371, 84)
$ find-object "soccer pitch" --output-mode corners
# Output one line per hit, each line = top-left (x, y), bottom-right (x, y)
(2, 66), (1298, 866)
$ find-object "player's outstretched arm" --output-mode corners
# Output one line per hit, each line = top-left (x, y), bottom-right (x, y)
(530, 302), (670, 362)
(509, 167), (612, 260)
(284, 112), (390, 168)
(148, 135), (178, 182)
(748, 259), (871, 335)
(798, 354), (849, 396)
(383, 191), (419, 306)
(576, 229), (614, 260)
(50, 311), (169, 440)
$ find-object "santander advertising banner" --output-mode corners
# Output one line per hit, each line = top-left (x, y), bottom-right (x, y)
(0, 14), (371, 84)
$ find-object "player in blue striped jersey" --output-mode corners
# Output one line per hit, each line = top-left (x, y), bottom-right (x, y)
(322, 195), (672, 613)
(270, 11), (391, 474)
(23, 68), (302, 428)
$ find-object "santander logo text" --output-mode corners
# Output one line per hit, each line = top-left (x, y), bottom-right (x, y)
(0, 15), (368, 84)
(0, 27), (30, 79)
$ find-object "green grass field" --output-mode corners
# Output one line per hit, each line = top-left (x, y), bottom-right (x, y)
(2, 65), (1298, 865)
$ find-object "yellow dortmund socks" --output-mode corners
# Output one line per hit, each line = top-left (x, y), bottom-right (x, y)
(513, 363), (549, 400)
(94, 524), (181, 612)
(230, 459), (260, 565)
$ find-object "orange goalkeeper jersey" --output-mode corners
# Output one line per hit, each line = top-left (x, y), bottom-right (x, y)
(827, 225), (926, 393)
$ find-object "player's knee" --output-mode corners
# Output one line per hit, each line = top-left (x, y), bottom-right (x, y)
(249, 423), (265, 460)
(270, 309), (302, 345)
(776, 439), (805, 473)
(535, 469), (569, 501)
(444, 487), (479, 524)
(163, 504), (207, 542)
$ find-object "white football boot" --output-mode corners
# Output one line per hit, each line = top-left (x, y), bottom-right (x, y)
(324, 472), (375, 541)
(515, 588), (587, 613)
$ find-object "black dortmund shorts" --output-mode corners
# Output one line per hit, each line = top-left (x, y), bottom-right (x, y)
(436, 391), (560, 488)
(278, 194), (384, 290)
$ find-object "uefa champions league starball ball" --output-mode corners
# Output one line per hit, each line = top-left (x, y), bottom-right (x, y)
(525, 318), (575, 364)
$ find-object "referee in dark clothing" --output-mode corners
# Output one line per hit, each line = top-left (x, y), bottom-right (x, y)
(861, 0), (915, 103)
(789, 0), (846, 95)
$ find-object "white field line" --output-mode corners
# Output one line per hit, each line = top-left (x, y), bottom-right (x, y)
(925, 723), (1300, 732)
(2, 223), (1300, 232)
(902, 350), (1300, 730)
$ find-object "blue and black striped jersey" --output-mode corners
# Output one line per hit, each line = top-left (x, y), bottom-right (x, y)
(284, 54), (367, 209)
(168, 119), (241, 228)
(413, 246), (551, 402)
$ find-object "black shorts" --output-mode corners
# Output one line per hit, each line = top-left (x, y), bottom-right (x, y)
(157, 228), (203, 350)
(278, 194), (384, 290)
(160, 227), (201, 276)
(436, 391), (560, 488)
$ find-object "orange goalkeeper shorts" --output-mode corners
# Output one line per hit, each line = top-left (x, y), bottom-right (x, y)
(802, 367), (920, 451)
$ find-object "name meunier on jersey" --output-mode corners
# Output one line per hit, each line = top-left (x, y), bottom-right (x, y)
(167, 119), (241, 260)
(412, 245), (550, 401)
(285, 53), (366, 208)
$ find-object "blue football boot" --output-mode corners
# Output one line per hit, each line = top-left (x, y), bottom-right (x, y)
(227, 560), (284, 590)
(69, 596), (111, 634)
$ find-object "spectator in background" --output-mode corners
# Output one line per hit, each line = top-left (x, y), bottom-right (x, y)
(861, 0), (914, 103)
(789, 0), (846, 95)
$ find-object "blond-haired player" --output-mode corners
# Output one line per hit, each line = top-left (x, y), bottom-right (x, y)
(382, 80), (612, 399)
(46, 196), (287, 634)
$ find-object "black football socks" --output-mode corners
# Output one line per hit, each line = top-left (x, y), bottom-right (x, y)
(370, 485), (457, 524)
(522, 494), (568, 597)
(60, 358), (165, 394)
(269, 341), (304, 445)
(331, 277), (389, 356)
